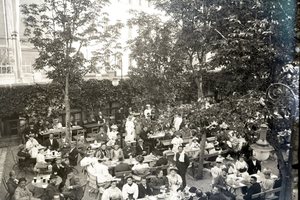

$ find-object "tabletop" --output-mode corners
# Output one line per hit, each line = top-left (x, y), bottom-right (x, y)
(149, 132), (166, 139)
(83, 123), (103, 129)
(44, 150), (61, 161)
(40, 126), (83, 136)
(31, 174), (62, 189)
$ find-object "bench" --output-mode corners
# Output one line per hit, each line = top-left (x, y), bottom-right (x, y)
(251, 187), (281, 200)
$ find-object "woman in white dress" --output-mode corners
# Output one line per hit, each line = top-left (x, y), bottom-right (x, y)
(167, 166), (182, 192)
(102, 179), (123, 200)
(107, 125), (118, 146)
(125, 115), (136, 142)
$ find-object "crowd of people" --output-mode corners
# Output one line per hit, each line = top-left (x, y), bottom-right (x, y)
(6, 104), (281, 200)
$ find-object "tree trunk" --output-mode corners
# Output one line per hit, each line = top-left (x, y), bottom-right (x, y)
(197, 131), (206, 179)
(195, 76), (204, 100)
(65, 74), (71, 142)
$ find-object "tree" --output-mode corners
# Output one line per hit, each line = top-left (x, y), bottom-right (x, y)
(21, 0), (122, 141)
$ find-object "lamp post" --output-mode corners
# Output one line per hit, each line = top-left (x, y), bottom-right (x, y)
(250, 124), (274, 161)
(265, 68), (298, 200)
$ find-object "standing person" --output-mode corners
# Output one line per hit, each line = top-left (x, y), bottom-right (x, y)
(243, 176), (262, 200)
(6, 171), (18, 199)
(144, 104), (152, 119)
(125, 115), (136, 142)
(122, 176), (139, 200)
(211, 162), (223, 184)
(68, 142), (79, 167)
(44, 133), (59, 151)
(173, 113), (183, 131)
(52, 158), (70, 191)
(14, 178), (40, 200)
(95, 111), (105, 125)
(247, 156), (261, 175)
(174, 146), (190, 189)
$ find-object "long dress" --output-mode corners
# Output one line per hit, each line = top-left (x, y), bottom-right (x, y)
(125, 118), (136, 142)
(167, 174), (182, 192)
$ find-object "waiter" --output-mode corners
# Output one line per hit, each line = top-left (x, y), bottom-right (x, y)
(174, 145), (190, 189)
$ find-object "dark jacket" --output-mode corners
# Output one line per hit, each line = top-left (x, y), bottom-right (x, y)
(136, 143), (147, 156)
(43, 183), (60, 200)
(52, 162), (70, 181)
(149, 176), (169, 195)
(154, 157), (168, 167)
(44, 138), (59, 151)
(175, 152), (190, 172)
(68, 147), (79, 166)
(6, 177), (18, 195)
(246, 160), (261, 175)
(137, 183), (152, 198)
(62, 176), (84, 200)
(115, 162), (131, 173)
(243, 182), (261, 200)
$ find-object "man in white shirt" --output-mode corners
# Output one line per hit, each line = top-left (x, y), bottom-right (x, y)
(211, 161), (223, 184)
(122, 176), (139, 200)
(26, 134), (41, 158)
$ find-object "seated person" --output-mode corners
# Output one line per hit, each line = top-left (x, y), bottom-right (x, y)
(102, 179), (123, 200)
(167, 166), (182, 192)
(17, 144), (35, 168)
(62, 172), (84, 200)
(52, 158), (71, 191)
(187, 187), (208, 200)
(122, 176), (139, 200)
(212, 168), (236, 199)
(42, 174), (60, 200)
(188, 137), (201, 149)
(44, 133), (59, 151)
(95, 127), (108, 143)
(149, 169), (169, 195)
(123, 140), (136, 159)
(235, 155), (249, 174)
(110, 144), (124, 161)
(207, 187), (229, 200)
(154, 152), (168, 167)
(261, 170), (275, 198)
(34, 148), (48, 172)
(115, 157), (131, 173)
(136, 138), (147, 156)
(58, 134), (70, 156)
(26, 133), (41, 158)
(68, 142), (79, 167)
(215, 154), (225, 163)
(243, 176), (262, 200)
(14, 177), (40, 200)
(210, 162), (223, 184)
(132, 155), (150, 176)
(6, 171), (18, 199)
(138, 178), (152, 198)
(95, 143), (110, 160)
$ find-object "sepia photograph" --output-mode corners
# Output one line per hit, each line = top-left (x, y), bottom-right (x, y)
(0, 0), (298, 200)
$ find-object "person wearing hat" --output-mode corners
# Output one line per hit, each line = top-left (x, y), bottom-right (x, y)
(261, 170), (275, 198)
(172, 113), (183, 131)
(52, 158), (70, 192)
(235, 155), (248, 174)
(95, 143), (110, 160)
(174, 145), (190, 189)
(25, 133), (41, 157)
(213, 168), (236, 200)
(132, 155), (150, 176)
(167, 166), (182, 192)
(171, 132), (183, 153)
(188, 137), (201, 149)
(125, 115), (136, 142)
(15, 177), (40, 200)
(107, 125), (118, 146)
(102, 178), (122, 200)
(149, 169), (169, 195)
(122, 176), (139, 200)
(243, 176), (262, 200)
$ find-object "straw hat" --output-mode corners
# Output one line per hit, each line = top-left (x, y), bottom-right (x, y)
(169, 166), (178, 172)
(111, 125), (118, 129)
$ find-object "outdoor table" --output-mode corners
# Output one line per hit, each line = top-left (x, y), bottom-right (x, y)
(31, 174), (62, 189)
(44, 150), (61, 161)
(83, 123), (103, 135)
(39, 126), (83, 143)
(161, 137), (192, 146)
(148, 131), (165, 139)
(90, 142), (102, 149)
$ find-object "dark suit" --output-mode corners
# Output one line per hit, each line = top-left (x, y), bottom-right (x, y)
(44, 138), (59, 151)
(43, 183), (60, 200)
(243, 183), (262, 200)
(68, 148), (79, 166)
(123, 144), (136, 158)
(6, 177), (18, 198)
(247, 160), (261, 175)
(175, 152), (190, 188)
(137, 183), (152, 198)
(136, 143), (147, 156)
(63, 176), (84, 200)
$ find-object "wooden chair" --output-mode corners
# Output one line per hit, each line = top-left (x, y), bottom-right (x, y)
(2, 177), (11, 200)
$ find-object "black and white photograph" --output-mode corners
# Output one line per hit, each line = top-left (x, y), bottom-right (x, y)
(0, 0), (299, 200)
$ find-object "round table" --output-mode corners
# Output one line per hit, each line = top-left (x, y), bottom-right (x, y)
(31, 174), (62, 189)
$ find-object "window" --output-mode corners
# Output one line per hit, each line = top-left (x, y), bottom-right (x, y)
(0, 65), (13, 74)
